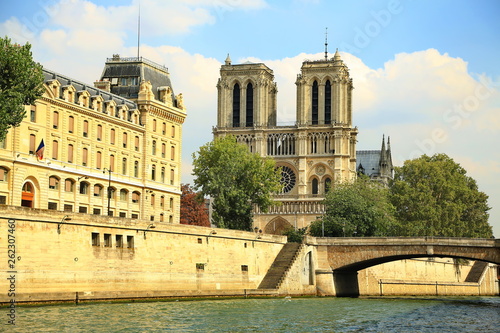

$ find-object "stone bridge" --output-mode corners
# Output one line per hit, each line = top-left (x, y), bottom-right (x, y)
(305, 236), (500, 296)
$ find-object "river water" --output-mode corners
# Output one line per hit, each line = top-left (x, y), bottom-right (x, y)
(3, 296), (499, 332)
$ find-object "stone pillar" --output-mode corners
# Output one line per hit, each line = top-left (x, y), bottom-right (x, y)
(315, 269), (336, 296)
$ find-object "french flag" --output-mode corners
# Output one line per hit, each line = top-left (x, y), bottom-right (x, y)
(36, 139), (45, 160)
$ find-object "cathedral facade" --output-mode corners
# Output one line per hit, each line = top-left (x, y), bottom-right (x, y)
(213, 51), (358, 234)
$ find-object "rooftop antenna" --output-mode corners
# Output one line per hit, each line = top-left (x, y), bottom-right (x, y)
(324, 27), (328, 60)
(137, 1), (141, 58)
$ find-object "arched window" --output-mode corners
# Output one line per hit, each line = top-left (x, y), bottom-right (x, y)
(325, 177), (332, 193)
(0, 167), (9, 182)
(49, 176), (59, 190)
(152, 119), (157, 132)
(79, 181), (89, 194)
(132, 191), (140, 203)
(152, 140), (156, 155)
(325, 80), (331, 124)
(134, 160), (139, 177)
(94, 184), (103, 197)
(162, 143), (166, 158)
(64, 179), (75, 192)
(122, 158), (127, 175)
(120, 189), (128, 201)
(82, 148), (88, 166)
(52, 140), (59, 159)
(232, 83), (240, 127)
(160, 196), (165, 207)
(151, 165), (156, 181)
(312, 178), (319, 195)
(246, 82), (253, 127)
(312, 80), (318, 125)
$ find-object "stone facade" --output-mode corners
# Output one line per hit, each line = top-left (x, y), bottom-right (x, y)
(0, 56), (185, 222)
(213, 51), (358, 233)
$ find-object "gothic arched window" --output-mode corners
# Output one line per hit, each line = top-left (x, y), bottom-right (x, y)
(325, 80), (331, 124)
(232, 83), (240, 127)
(246, 83), (253, 127)
(312, 178), (319, 195)
(312, 80), (319, 125)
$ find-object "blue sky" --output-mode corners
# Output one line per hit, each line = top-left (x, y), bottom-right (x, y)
(1, 0), (499, 236)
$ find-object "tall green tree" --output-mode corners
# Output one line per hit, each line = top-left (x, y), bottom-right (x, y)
(192, 136), (282, 231)
(0, 37), (44, 141)
(309, 177), (399, 237)
(389, 153), (492, 238)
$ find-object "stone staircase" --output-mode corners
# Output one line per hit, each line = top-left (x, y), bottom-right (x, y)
(464, 260), (489, 282)
(258, 242), (302, 290)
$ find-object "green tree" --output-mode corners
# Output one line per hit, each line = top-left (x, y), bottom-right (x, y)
(389, 153), (492, 238)
(309, 177), (399, 237)
(0, 37), (44, 141)
(192, 136), (282, 231)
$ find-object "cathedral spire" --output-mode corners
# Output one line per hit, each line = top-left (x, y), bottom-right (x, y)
(225, 54), (232, 66)
(324, 27), (328, 61)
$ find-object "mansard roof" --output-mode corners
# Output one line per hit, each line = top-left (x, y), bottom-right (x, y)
(99, 55), (175, 101)
(42, 68), (137, 110)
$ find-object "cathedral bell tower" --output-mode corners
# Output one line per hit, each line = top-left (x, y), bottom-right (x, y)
(216, 55), (277, 129)
(295, 49), (353, 127)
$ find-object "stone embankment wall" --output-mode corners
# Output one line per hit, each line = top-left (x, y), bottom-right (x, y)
(0, 206), (286, 303)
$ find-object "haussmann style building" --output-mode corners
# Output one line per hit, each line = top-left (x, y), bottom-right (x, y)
(0, 55), (186, 223)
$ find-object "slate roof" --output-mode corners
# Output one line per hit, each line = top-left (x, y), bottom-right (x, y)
(356, 150), (382, 177)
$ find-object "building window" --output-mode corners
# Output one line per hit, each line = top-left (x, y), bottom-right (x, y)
(80, 182), (89, 194)
(79, 206), (88, 213)
(65, 179), (74, 192)
(110, 129), (115, 144)
(169, 215), (173, 223)
(96, 151), (102, 169)
(171, 146), (175, 160)
(29, 134), (36, 154)
(241, 265), (249, 272)
(49, 176), (59, 190)
(170, 169), (175, 185)
(0, 138), (6, 149)
(123, 132), (127, 148)
(68, 144), (74, 163)
(134, 136), (139, 151)
(120, 189), (128, 201)
(170, 197), (174, 209)
(68, 116), (74, 133)
(312, 178), (319, 195)
(160, 196), (165, 207)
(0, 196), (5, 205)
(94, 184), (103, 197)
(48, 202), (57, 210)
(104, 234), (112, 247)
(93, 208), (101, 215)
(171, 125), (175, 138)
(82, 148), (88, 166)
(97, 125), (102, 141)
(325, 80), (332, 124)
(116, 235), (123, 248)
(325, 177), (332, 193)
(131, 213), (138, 219)
(134, 161), (139, 177)
(122, 158), (127, 175)
(0, 167), (9, 182)
(161, 167), (165, 183)
(132, 191), (140, 203)
(52, 140), (58, 160)
(30, 105), (36, 122)
(53, 111), (59, 129)
(312, 80), (319, 125)
(64, 204), (73, 212)
(246, 83), (253, 127)
(161, 143), (166, 158)
(151, 194), (155, 206)
(197, 238), (202, 244)
(119, 212), (126, 218)
(121, 77), (127, 86)
(232, 83), (240, 127)
(127, 235), (134, 248)
(152, 140), (156, 155)
(92, 232), (100, 246)
(151, 165), (156, 181)
(153, 119), (157, 132)
(83, 120), (89, 137)
(162, 122), (166, 135)
(110, 154), (115, 172)
(196, 263), (205, 271)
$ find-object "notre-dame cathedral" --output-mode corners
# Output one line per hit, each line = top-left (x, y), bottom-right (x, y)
(213, 50), (392, 235)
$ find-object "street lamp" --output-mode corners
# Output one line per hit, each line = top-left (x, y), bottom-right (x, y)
(103, 167), (112, 216)
(144, 223), (155, 239)
(57, 215), (72, 234)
